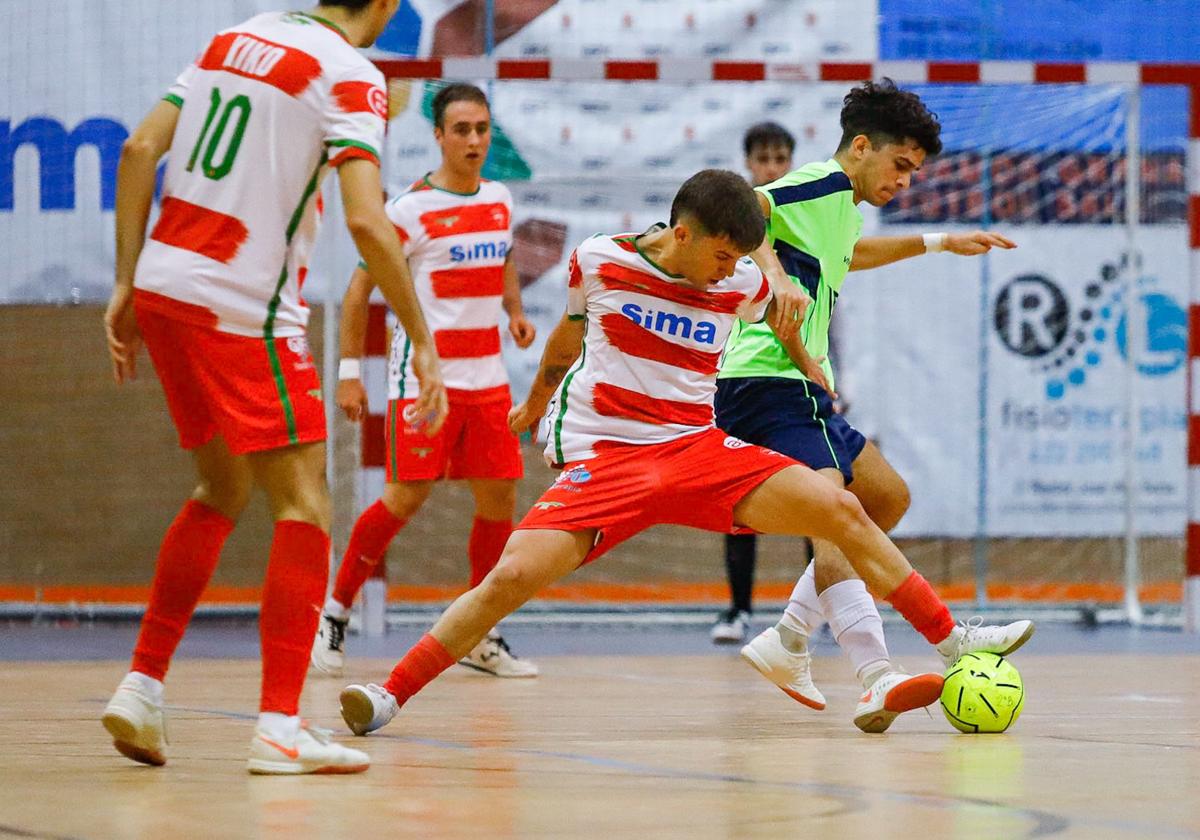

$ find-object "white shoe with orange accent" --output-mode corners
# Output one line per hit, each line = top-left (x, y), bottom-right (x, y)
(247, 723), (370, 774)
(852, 670), (944, 733)
(739, 627), (826, 710)
(102, 675), (168, 766)
(937, 617), (1036, 667)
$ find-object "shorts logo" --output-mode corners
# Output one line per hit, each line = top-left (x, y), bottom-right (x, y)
(534, 501), (565, 510)
(723, 436), (750, 449)
(554, 465), (592, 486)
(286, 336), (314, 371)
(307, 389), (323, 401)
(409, 447), (434, 458)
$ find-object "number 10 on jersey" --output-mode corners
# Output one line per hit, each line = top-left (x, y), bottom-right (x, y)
(186, 86), (252, 181)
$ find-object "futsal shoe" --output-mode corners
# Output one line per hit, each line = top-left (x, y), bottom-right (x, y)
(339, 683), (400, 736)
(739, 626), (826, 710)
(458, 630), (539, 677)
(247, 723), (370, 774)
(937, 617), (1036, 667)
(102, 674), (168, 766)
(852, 670), (944, 733)
(310, 611), (349, 677)
(711, 608), (752, 645)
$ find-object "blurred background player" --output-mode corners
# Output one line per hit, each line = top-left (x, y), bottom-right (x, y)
(337, 170), (1034, 738)
(712, 120), (800, 644)
(722, 79), (1018, 731)
(311, 83), (539, 679)
(100, 0), (447, 774)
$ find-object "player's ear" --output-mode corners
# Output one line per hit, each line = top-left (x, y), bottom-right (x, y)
(852, 134), (872, 159)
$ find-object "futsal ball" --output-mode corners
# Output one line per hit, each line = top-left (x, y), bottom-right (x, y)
(940, 652), (1024, 733)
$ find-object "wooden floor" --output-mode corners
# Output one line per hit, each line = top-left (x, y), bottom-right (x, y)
(1, 654), (1197, 840)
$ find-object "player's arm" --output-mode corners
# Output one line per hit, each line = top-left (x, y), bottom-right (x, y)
(503, 252), (536, 349)
(849, 231), (1016, 271)
(508, 312), (586, 438)
(764, 299), (837, 399)
(106, 99), (180, 384)
(750, 191), (809, 339)
(333, 266), (375, 423)
(338, 159), (447, 435)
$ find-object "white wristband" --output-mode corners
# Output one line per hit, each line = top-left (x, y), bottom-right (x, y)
(923, 232), (948, 253)
(337, 358), (362, 380)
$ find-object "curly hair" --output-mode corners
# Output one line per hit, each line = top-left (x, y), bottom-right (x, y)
(669, 169), (765, 253)
(836, 78), (942, 156)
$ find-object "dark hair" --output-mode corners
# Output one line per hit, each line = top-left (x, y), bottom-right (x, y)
(669, 169), (765, 253)
(318, 0), (374, 9)
(836, 78), (942, 156)
(743, 121), (795, 156)
(431, 83), (490, 128)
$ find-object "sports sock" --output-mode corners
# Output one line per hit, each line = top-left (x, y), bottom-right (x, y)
(885, 571), (954, 645)
(468, 516), (512, 587)
(256, 712), (302, 742)
(818, 578), (891, 689)
(131, 500), (234, 681)
(323, 596), (351, 622)
(781, 562), (824, 636)
(259, 520), (330, 715)
(724, 533), (757, 613)
(383, 633), (456, 706)
(331, 499), (406, 609)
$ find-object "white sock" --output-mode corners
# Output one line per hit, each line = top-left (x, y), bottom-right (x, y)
(257, 712), (302, 741)
(782, 563), (824, 636)
(123, 671), (164, 704)
(324, 596), (351, 621)
(818, 578), (891, 689)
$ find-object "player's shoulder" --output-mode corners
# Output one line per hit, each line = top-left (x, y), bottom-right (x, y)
(479, 178), (513, 204)
(761, 159), (852, 208)
(730, 255), (767, 292)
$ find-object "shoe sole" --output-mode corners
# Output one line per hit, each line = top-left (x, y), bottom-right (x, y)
(339, 687), (378, 736)
(739, 646), (826, 711)
(1000, 621), (1036, 656)
(102, 711), (166, 766)
(457, 659), (539, 678)
(854, 674), (944, 734)
(247, 759), (369, 775)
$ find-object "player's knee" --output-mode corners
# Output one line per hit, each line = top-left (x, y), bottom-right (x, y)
(383, 482), (431, 518)
(870, 480), (911, 532)
(475, 484), (517, 520)
(272, 484), (331, 531)
(829, 488), (872, 534)
(193, 477), (251, 521)
(479, 558), (532, 604)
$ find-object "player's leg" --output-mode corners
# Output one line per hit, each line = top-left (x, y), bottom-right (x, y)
(340, 528), (593, 735)
(104, 435), (251, 766)
(458, 478), (539, 677)
(711, 533), (756, 644)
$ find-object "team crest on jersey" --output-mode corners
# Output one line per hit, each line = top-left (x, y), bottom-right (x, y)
(368, 86), (389, 119)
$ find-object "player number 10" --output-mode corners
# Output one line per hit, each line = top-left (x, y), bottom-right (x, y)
(186, 86), (252, 181)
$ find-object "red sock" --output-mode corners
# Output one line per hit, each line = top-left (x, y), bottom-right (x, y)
(131, 500), (234, 681)
(259, 520), (330, 715)
(382, 633), (456, 706)
(331, 500), (406, 608)
(468, 516), (512, 587)
(885, 571), (955, 645)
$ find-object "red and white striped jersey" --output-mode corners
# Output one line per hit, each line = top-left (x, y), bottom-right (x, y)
(135, 11), (388, 338)
(384, 176), (514, 401)
(542, 228), (771, 465)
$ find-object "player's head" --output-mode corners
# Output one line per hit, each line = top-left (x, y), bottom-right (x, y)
(667, 169), (765, 288)
(835, 78), (942, 207)
(317, 0), (402, 47)
(431, 83), (492, 175)
(743, 121), (795, 187)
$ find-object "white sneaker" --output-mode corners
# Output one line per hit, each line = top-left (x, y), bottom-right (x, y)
(340, 683), (400, 736)
(459, 631), (539, 677)
(939, 617), (1036, 667)
(102, 676), (167, 766)
(247, 723), (370, 774)
(739, 627), (826, 710)
(710, 609), (751, 645)
(310, 612), (348, 677)
(853, 670), (944, 734)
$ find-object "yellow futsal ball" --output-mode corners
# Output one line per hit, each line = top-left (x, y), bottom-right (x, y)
(940, 652), (1024, 733)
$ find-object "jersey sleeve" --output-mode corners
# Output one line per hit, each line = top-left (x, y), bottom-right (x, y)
(163, 60), (199, 108)
(736, 270), (772, 323)
(324, 63), (388, 168)
(565, 247), (587, 319)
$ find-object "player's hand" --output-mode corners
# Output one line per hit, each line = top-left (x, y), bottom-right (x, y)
(508, 313), (537, 349)
(766, 282), (810, 340)
(336, 379), (369, 422)
(407, 342), (448, 436)
(104, 284), (142, 385)
(508, 400), (543, 440)
(801, 354), (837, 401)
(945, 231), (1017, 256)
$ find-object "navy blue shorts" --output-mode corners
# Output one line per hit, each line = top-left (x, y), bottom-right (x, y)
(714, 376), (867, 486)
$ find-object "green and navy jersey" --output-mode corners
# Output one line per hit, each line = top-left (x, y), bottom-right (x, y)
(135, 12), (388, 338)
(718, 159), (863, 388)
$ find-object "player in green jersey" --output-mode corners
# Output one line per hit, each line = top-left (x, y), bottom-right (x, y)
(725, 79), (1017, 733)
